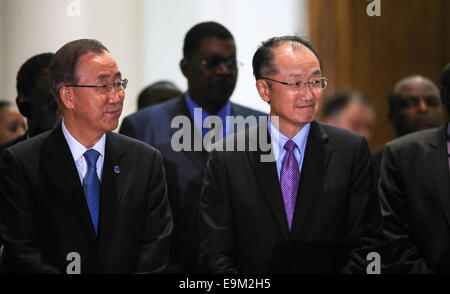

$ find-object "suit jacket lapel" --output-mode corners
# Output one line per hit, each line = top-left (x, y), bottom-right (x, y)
(97, 133), (125, 244)
(426, 125), (450, 227)
(42, 124), (97, 244)
(291, 121), (332, 239)
(248, 119), (290, 239)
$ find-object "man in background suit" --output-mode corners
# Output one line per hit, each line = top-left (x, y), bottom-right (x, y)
(120, 21), (264, 273)
(373, 75), (444, 179)
(0, 53), (61, 152)
(379, 63), (450, 273)
(0, 39), (172, 273)
(199, 36), (383, 274)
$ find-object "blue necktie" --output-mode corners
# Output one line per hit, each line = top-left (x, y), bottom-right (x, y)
(83, 149), (100, 234)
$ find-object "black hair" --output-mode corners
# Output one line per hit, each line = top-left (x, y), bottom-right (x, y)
(49, 39), (108, 100)
(16, 53), (54, 96)
(137, 80), (181, 110)
(183, 21), (234, 60)
(252, 36), (322, 81)
(324, 89), (372, 118)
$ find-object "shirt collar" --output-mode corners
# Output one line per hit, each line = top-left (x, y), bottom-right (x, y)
(184, 92), (231, 120)
(61, 119), (106, 162)
(268, 115), (310, 159)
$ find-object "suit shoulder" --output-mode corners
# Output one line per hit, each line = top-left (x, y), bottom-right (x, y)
(4, 131), (50, 156)
(110, 132), (162, 156)
(230, 103), (266, 117)
(386, 127), (442, 149)
(318, 121), (365, 145)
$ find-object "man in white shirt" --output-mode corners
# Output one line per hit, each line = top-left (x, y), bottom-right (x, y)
(0, 39), (172, 273)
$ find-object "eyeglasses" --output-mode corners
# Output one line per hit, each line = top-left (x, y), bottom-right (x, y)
(65, 78), (128, 94)
(260, 76), (328, 90)
(200, 58), (242, 71)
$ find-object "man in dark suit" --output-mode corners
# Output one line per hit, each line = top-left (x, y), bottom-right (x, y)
(372, 75), (444, 179)
(379, 63), (450, 273)
(199, 36), (383, 274)
(120, 22), (264, 273)
(0, 39), (172, 273)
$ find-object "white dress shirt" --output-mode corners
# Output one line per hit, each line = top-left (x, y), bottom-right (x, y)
(61, 119), (105, 184)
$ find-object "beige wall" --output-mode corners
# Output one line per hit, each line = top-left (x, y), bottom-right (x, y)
(0, 0), (307, 128)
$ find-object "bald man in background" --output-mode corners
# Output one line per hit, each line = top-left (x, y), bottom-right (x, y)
(379, 64), (450, 273)
(373, 75), (444, 179)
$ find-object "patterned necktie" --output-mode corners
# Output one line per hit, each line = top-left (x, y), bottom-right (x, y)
(83, 149), (101, 234)
(280, 140), (300, 230)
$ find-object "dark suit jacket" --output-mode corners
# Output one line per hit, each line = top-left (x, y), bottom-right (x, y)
(199, 120), (383, 274)
(0, 132), (28, 155)
(372, 149), (383, 182)
(0, 124), (173, 273)
(119, 95), (265, 273)
(379, 124), (450, 273)
(0, 132), (28, 273)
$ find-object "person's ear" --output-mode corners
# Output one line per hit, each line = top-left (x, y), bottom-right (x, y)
(180, 58), (189, 78)
(16, 94), (31, 118)
(59, 86), (74, 110)
(256, 79), (271, 104)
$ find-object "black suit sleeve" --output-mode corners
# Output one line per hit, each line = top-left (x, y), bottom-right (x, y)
(0, 148), (60, 273)
(198, 150), (238, 274)
(378, 142), (432, 273)
(341, 137), (384, 274)
(135, 150), (173, 273)
(119, 117), (136, 138)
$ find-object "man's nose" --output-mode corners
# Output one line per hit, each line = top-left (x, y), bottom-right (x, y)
(108, 87), (122, 103)
(417, 98), (428, 112)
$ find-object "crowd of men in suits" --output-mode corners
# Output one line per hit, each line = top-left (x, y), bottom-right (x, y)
(0, 21), (449, 274)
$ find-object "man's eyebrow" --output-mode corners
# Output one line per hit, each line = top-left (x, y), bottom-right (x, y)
(97, 72), (122, 80)
(312, 70), (321, 76)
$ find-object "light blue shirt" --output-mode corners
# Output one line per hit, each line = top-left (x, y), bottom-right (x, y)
(61, 119), (105, 184)
(268, 116), (310, 180)
(184, 92), (231, 138)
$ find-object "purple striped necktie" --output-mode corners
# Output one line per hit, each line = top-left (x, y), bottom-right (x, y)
(280, 139), (300, 230)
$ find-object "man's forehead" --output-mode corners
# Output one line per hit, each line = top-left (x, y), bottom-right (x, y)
(273, 45), (320, 75)
(198, 37), (235, 55)
(77, 52), (120, 78)
(395, 78), (439, 97)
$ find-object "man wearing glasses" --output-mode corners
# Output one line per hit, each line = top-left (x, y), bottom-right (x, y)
(120, 22), (264, 273)
(0, 39), (172, 273)
(199, 36), (383, 273)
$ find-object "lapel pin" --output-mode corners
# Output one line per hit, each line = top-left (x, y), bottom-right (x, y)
(114, 166), (120, 174)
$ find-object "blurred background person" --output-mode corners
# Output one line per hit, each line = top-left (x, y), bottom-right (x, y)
(373, 75), (445, 178)
(0, 100), (26, 144)
(388, 75), (444, 138)
(137, 80), (182, 110)
(120, 21), (264, 274)
(0, 53), (60, 152)
(379, 64), (450, 273)
(16, 53), (61, 138)
(323, 89), (375, 141)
